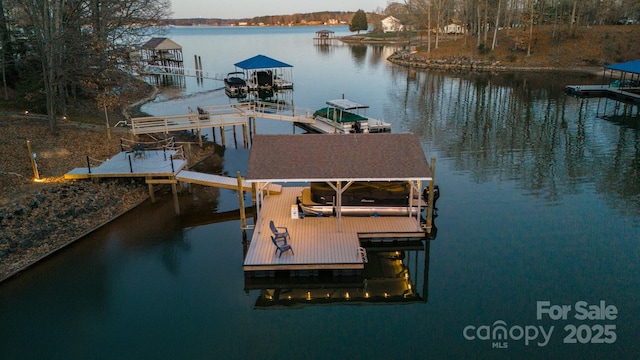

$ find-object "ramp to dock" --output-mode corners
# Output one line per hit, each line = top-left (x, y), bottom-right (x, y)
(176, 170), (281, 194)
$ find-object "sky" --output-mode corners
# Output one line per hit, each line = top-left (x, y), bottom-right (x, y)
(169, 0), (389, 19)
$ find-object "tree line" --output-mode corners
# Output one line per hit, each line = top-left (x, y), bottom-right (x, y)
(385, 1), (639, 53)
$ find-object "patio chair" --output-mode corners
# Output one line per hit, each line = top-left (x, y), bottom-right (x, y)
(271, 236), (294, 257)
(269, 220), (290, 244)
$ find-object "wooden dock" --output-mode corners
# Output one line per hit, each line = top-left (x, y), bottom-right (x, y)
(176, 170), (281, 194)
(64, 149), (187, 180)
(565, 84), (640, 104)
(243, 187), (426, 274)
(129, 103), (315, 138)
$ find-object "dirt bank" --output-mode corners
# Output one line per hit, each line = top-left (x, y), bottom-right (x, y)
(0, 115), (216, 282)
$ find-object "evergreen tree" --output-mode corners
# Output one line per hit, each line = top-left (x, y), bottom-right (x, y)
(349, 9), (368, 34)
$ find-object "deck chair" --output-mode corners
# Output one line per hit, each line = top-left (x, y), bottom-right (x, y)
(271, 236), (294, 257)
(197, 106), (210, 120)
(269, 220), (290, 244)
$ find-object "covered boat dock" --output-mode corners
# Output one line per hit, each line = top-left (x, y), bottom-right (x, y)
(242, 133), (436, 275)
(565, 59), (640, 105)
(232, 54), (293, 91)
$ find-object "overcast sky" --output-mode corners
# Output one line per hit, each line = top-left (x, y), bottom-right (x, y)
(170, 0), (388, 19)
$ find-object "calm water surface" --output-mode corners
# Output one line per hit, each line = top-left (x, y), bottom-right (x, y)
(1, 26), (639, 359)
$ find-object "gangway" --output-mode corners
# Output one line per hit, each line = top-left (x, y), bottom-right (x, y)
(130, 104), (249, 135)
(139, 65), (224, 81)
(251, 101), (315, 123)
(176, 170), (282, 194)
(129, 103), (316, 136)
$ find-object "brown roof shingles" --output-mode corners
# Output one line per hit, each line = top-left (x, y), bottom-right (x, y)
(246, 133), (432, 181)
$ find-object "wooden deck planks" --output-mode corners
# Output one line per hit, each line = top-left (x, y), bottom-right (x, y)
(64, 150), (188, 179)
(130, 103), (315, 136)
(243, 186), (424, 271)
(176, 170), (281, 194)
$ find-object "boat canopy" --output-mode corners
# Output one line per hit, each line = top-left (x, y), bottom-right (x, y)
(326, 99), (370, 111)
(313, 107), (367, 123)
(604, 60), (640, 75)
(233, 54), (292, 70)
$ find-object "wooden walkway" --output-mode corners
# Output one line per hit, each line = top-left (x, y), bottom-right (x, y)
(64, 151), (282, 196)
(129, 103), (315, 136)
(243, 187), (426, 273)
(176, 170), (281, 194)
(64, 149), (187, 179)
(139, 65), (223, 81)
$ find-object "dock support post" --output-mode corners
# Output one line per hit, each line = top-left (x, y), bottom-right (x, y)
(147, 178), (156, 203)
(242, 124), (248, 148)
(171, 180), (180, 215)
(232, 125), (238, 149)
(197, 129), (202, 147)
(220, 126), (226, 147)
(237, 171), (247, 230)
(425, 157), (436, 235)
(422, 241), (431, 301)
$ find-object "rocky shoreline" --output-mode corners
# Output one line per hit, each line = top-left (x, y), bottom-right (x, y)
(386, 50), (603, 75)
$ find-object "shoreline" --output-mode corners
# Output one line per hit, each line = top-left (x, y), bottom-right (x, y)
(0, 194), (149, 283)
(0, 111), (217, 283)
(386, 50), (605, 76)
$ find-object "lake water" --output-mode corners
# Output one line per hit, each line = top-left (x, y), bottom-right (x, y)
(1, 26), (639, 359)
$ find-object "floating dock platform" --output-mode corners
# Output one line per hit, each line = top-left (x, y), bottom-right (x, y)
(242, 187), (427, 276)
(565, 84), (640, 104)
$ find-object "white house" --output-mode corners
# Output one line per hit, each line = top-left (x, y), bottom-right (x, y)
(381, 16), (404, 33)
(443, 23), (466, 34)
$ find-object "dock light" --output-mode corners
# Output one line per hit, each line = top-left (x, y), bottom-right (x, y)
(384, 293), (389, 298)
(325, 293), (330, 299)
(306, 292), (312, 301)
(287, 295), (292, 300)
(364, 292), (370, 298)
(24, 110), (29, 115)
(344, 292), (350, 300)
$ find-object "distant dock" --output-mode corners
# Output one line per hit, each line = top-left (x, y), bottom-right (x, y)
(565, 84), (640, 105)
(566, 59), (640, 106)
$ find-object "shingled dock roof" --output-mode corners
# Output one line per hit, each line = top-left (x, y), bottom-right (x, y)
(246, 133), (433, 183)
(141, 37), (182, 51)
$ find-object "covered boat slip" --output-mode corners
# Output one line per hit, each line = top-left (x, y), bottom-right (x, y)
(232, 54), (293, 91)
(565, 59), (640, 105)
(243, 133), (435, 274)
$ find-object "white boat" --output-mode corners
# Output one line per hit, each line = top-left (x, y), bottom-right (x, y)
(312, 99), (391, 134)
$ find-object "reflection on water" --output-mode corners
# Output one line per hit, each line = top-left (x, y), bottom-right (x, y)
(248, 243), (431, 309)
(388, 70), (640, 216)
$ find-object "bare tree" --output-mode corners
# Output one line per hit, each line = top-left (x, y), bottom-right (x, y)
(527, 0), (534, 56)
(491, 0), (502, 50)
(9, 0), (170, 134)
